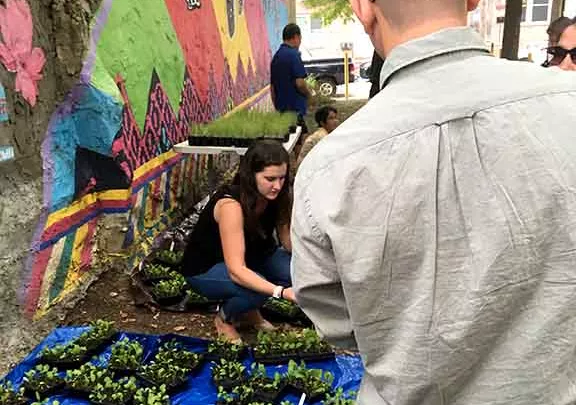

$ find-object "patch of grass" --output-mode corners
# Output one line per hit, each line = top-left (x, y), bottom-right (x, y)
(190, 110), (298, 139)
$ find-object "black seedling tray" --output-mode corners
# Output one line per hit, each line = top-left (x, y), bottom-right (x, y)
(151, 293), (186, 307)
(212, 375), (246, 391)
(298, 351), (336, 362)
(253, 352), (297, 365)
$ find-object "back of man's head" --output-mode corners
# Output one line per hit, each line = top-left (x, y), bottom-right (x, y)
(547, 16), (576, 46)
(283, 23), (301, 41)
(374, 0), (467, 29)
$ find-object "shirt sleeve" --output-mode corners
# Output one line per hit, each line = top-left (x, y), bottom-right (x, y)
(291, 186), (357, 350)
(291, 51), (307, 79)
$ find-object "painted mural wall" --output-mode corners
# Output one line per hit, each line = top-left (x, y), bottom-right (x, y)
(21, 0), (289, 318)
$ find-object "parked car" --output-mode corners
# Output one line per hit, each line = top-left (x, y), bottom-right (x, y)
(303, 57), (356, 97)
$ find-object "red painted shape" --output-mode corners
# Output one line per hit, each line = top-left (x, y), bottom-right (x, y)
(25, 245), (54, 314)
(79, 219), (98, 273)
(164, 0), (226, 99)
(42, 199), (131, 243)
(244, 0), (272, 81)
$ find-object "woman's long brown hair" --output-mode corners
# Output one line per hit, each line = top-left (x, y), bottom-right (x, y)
(232, 140), (292, 236)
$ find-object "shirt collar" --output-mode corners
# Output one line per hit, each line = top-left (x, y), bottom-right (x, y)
(380, 27), (490, 88)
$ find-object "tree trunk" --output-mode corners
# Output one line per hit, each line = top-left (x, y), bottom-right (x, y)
(501, 0), (523, 60)
(550, 0), (566, 22)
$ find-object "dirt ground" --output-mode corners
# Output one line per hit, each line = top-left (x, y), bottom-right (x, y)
(64, 99), (367, 343)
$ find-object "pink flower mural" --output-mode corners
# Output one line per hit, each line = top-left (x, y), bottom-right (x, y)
(0, 0), (45, 106)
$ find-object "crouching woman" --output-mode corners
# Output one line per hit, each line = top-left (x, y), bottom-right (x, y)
(181, 140), (295, 343)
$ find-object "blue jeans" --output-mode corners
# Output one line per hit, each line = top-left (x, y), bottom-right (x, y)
(186, 249), (292, 322)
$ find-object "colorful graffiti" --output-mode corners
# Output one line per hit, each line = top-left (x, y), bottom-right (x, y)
(0, 0), (46, 107)
(0, 84), (7, 122)
(23, 0), (289, 317)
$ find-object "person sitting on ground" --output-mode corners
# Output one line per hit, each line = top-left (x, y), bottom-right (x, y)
(544, 16), (576, 70)
(296, 106), (339, 168)
(181, 140), (296, 343)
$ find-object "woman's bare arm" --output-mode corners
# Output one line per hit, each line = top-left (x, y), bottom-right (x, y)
(215, 198), (279, 296)
(277, 223), (292, 252)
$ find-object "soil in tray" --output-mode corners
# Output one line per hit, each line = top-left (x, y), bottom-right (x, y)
(298, 351), (336, 362)
(212, 376), (246, 391)
(260, 309), (312, 327)
(91, 399), (131, 405)
(285, 382), (331, 404)
(188, 135), (288, 148)
(151, 293), (186, 307)
(66, 387), (92, 400)
(22, 382), (65, 400)
(253, 352), (298, 365)
(251, 379), (286, 403)
(38, 356), (90, 370)
(108, 366), (140, 377)
(206, 347), (247, 362)
(137, 375), (190, 394)
(140, 273), (172, 286)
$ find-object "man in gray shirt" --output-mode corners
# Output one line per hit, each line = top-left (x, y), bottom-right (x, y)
(291, 0), (576, 404)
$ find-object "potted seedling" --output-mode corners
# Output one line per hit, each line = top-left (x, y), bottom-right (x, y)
(151, 272), (187, 306)
(30, 400), (60, 405)
(216, 384), (257, 405)
(155, 340), (203, 372)
(211, 359), (247, 391)
(38, 343), (89, 368)
(248, 363), (285, 403)
(253, 330), (300, 364)
(22, 364), (64, 399)
(0, 381), (28, 405)
(298, 329), (335, 362)
(261, 298), (311, 326)
(285, 360), (334, 403)
(141, 263), (172, 284)
(154, 250), (184, 267)
(322, 388), (357, 405)
(89, 376), (138, 405)
(65, 363), (113, 398)
(138, 360), (190, 392)
(75, 319), (116, 352)
(108, 337), (144, 374)
(133, 385), (171, 405)
(207, 337), (246, 361)
(184, 289), (221, 310)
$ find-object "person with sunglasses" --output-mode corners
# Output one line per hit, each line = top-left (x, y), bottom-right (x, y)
(544, 16), (576, 70)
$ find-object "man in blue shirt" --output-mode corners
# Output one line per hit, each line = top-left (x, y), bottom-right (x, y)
(270, 24), (311, 123)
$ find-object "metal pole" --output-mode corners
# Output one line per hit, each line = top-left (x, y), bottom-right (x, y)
(344, 50), (350, 101)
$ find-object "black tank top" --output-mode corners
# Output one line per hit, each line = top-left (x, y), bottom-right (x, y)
(181, 185), (279, 276)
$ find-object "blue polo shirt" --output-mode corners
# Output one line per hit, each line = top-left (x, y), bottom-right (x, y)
(270, 44), (308, 116)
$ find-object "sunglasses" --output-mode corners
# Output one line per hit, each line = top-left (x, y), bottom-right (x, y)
(544, 46), (576, 66)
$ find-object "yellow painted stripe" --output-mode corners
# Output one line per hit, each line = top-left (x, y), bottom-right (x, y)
(36, 237), (66, 312)
(46, 189), (130, 229)
(63, 222), (90, 291)
(223, 86), (270, 118)
(131, 188), (144, 240)
(144, 183), (155, 229)
(159, 171), (167, 209)
(35, 271), (93, 320)
(133, 150), (179, 180)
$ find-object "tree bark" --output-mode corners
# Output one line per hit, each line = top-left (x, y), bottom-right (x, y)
(550, 0), (566, 22)
(501, 0), (523, 60)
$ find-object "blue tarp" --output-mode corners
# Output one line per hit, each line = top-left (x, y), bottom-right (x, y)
(2, 327), (364, 404)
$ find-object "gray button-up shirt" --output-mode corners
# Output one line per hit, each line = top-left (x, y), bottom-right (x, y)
(292, 27), (576, 405)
